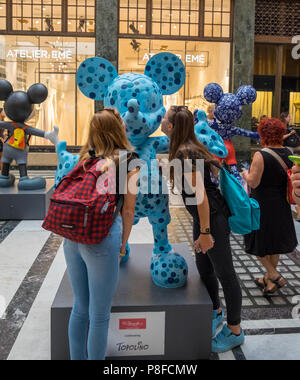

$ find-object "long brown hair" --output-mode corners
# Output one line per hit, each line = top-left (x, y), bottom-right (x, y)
(79, 108), (132, 165)
(167, 106), (219, 186)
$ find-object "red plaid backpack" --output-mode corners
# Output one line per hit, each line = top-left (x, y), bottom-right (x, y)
(42, 156), (122, 244)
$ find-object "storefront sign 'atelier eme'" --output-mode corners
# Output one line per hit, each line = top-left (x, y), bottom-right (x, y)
(142, 52), (209, 66)
(6, 49), (73, 60)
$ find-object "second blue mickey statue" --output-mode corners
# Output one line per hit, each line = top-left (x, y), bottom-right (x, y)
(202, 83), (259, 183)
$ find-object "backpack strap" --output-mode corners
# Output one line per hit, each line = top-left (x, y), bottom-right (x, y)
(112, 196), (124, 223)
(209, 160), (224, 171)
(9, 122), (31, 146)
(262, 148), (288, 173)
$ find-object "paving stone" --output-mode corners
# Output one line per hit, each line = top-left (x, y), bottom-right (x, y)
(244, 261), (256, 267)
(239, 275), (252, 281)
(277, 266), (289, 273)
(244, 281), (256, 288)
(235, 250), (246, 255)
(233, 262), (242, 267)
(235, 268), (247, 274)
(279, 288), (296, 296)
(282, 260), (295, 265)
(239, 255), (250, 260)
(248, 268), (262, 274)
(284, 273), (295, 279)
(242, 299), (254, 306)
(290, 266), (300, 271)
(290, 280), (300, 287)
(249, 289), (265, 296)
(254, 297), (271, 306)
(272, 297), (287, 305)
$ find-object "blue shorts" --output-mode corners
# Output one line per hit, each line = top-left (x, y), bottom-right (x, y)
(1, 143), (28, 165)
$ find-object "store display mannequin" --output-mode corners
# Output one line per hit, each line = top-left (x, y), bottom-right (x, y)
(203, 83), (259, 184)
(0, 79), (58, 190)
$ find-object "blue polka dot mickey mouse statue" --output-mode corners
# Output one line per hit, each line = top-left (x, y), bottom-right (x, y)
(202, 83), (259, 184)
(0, 79), (59, 190)
(53, 53), (228, 289)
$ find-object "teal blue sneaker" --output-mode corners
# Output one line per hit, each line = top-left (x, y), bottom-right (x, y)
(212, 310), (224, 337)
(212, 324), (245, 353)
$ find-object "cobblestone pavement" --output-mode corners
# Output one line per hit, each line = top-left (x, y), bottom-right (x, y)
(168, 207), (300, 320)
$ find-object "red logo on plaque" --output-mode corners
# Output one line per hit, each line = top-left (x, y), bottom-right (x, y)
(119, 318), (147, 330)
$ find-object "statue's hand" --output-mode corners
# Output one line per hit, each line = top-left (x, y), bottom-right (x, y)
(45, 125), (60, 146)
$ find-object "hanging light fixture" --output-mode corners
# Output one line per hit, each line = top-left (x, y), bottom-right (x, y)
(130, 39), (141, 52)
(77, 17), (85, 32)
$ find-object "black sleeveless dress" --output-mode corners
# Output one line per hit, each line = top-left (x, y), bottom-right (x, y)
(244, 148), (298, 257)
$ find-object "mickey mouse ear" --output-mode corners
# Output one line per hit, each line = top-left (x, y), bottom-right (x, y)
(204, 83), (224, 104)
(236, 85), (257, 105)
(144, 53), (185, 95)
(76, 57), (118, 100)
(27, 83), (48, 104)
(0, 79), (13, 101)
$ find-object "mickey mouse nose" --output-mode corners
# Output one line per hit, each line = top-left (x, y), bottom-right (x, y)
(127, 99), (140, 115)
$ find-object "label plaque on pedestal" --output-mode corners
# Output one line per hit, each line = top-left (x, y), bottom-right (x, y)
(51, 243), (213, 360)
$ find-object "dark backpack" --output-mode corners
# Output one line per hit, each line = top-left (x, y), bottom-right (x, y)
(42, 157), (121, 245)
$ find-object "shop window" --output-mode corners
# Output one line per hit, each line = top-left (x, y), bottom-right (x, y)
(0, 2), (6, 30)
(252, 91), (273, 122)
(290, 92), (300, 126)
(12, 0), (62, 32)
(204, 0), (231, 38)
(119, 0), (147, 35)
(151, 0), (199, 37)
(0, 35), (95, 146)
(119, 38), (230, 136)
(119, 0), (233, 40)
(67, 0), (95, 33)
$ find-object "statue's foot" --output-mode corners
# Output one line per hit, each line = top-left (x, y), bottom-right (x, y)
(120, 242), (130, 264)
(150, 251), (188, 289)
(18, 176), (46, 190)
(0, 174), (15, 188)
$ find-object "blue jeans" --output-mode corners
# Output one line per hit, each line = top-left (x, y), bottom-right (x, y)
(63, 215), (122, 360)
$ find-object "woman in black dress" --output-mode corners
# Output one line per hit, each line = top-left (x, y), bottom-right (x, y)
(242, 117), (298, 296)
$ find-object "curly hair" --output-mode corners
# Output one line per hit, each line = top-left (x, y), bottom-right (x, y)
(258, 117), (286, 146)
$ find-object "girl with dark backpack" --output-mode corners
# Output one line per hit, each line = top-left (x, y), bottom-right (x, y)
(46, 109), (139, 360)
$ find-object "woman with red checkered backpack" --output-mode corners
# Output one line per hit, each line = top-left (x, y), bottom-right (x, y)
(46, 109), (139, 360)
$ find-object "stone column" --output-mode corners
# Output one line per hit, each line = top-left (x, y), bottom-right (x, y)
(95, 0), (118, 111)
(232, 0), (256, 162)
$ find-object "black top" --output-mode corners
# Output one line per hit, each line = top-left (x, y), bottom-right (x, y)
(115, 151), (140, 205)
(175, 150), (230, 217)
(254, 147), (293, 197)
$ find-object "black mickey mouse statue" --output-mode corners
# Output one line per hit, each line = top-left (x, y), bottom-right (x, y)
(0, 79), (59, 190)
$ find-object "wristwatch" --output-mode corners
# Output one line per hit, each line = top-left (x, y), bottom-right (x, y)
(200, 228), (211, 235)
